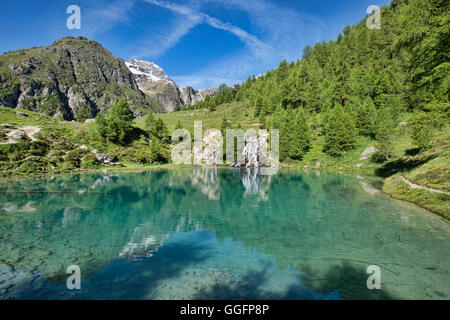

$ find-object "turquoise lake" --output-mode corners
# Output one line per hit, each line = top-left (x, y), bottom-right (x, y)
(0, 168), (449, 300)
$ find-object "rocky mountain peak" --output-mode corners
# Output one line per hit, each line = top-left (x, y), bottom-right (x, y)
(0, 37), (163, 120)
(125, 59), (218, 113)
(125, 59), (176, 86)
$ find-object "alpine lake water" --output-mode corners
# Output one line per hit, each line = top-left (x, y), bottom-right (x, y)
(0, 168), (448, 300)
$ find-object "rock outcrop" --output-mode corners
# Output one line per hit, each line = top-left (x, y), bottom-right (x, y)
(0, 37), (163, 120)
(93, 152), (120, 166)
(0, 125), (36, 144)
(137, 80), (183, 113)
(360, 146), (378, 160)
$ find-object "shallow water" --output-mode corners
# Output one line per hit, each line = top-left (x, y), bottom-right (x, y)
(0, 168), (448, 300)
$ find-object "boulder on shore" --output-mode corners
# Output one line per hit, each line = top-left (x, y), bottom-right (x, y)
(94, 153), (120, 166)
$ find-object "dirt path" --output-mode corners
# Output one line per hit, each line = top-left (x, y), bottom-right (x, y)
(400, 176), (450, 195)
(20, 126), (40, 141)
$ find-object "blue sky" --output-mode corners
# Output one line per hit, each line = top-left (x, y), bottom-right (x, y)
(0, 0), (390, 88)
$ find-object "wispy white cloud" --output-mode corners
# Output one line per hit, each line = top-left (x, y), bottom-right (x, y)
(82, 0), (138, 37)
(201, 14), (276, 61)
(133, 15), (202, 59)
(138, 0), (275, 61)
(99, 0), (328, 88)
(135, 0), (293, 88)
(192, 0), (328, 71)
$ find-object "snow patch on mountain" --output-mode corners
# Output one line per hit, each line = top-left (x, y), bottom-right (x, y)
(125, 59), (176, 86)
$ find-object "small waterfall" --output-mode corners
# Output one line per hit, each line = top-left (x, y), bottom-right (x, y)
(232, 133), (269, 168)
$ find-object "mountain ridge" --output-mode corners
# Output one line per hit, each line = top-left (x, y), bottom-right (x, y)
(0, 37), (164, 120)
(125, 59), (218, 112)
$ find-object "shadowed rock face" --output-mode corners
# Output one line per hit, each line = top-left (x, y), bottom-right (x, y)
(180, 87), (218, 107)
(125, 59), (217, 112)
(0, 37), (163, 120)
(136, 80), (183, 113)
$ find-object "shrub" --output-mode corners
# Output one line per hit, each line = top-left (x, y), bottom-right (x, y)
(81, 153), (99, 169)
(65, 148), (88, 168)
(0, 141), (49, 161)
(75, 106), (91, 123)
(96, 98), (134, 145)
(16, 157), (49, 174)
(65, 150), (82, 168)
(149, 140), (169, 164)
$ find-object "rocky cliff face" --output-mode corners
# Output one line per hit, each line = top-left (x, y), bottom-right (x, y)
(0, 37), (163, 120)
(137, 81), (183, 113)
(125, 59), (217, 112)
(180, 87), (218, 107)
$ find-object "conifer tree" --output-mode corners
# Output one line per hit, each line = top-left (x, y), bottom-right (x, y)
(220, 116), (231, 134)
(277, 60), (289, 81)
(253, 96), (263, 118)
(149, 139), (167, 164)
(154, 118), (170, 143)
(323, 105), (357, 156)
(145, 112), (156, 133)
(371, 108), (396, 162)
(97, 98), (134, 145)
(354, 97), (377, 137)
(288, 108), (311, 160)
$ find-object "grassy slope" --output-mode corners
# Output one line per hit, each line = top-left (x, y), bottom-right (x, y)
(0, 107), (167, 176)
(382, 140), (450, 219)
(135, 101), (257, 133)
